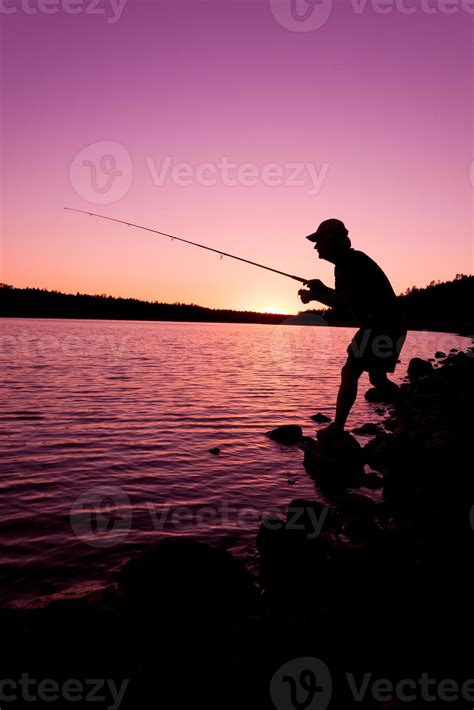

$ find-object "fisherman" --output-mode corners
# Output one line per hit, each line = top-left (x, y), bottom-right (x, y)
(299, 218), (407, 442)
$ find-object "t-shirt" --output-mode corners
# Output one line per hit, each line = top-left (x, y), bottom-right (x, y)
(334, 249), (401, 329)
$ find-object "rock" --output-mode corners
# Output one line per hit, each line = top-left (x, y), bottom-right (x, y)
(285, 499), (330, 538)
(302, 434), (365, 486)
(364, 387), (399, 403)
(450, 348), (458, 353)
(310, 412), (332, 423)
(209, 447), (220, 455)
(264, 513), (319, 550)
(435, 351), (446, 358)
(117, 538), (257, 619)
(364, 471), (384, 490)
(407, 358), (433, 381)
(351, 423), (383, 436)
(383, 417), (403, 433)
(266, 424), (303, 445)
(335, 492), (379, 519)
(256, 502), (333, 607)
(256, 517), (286, 558)
(365, 388), (385, 402)
(363, 433), (398, 472)
(341, 516), (380, 541)
(443, 351), (471, 367)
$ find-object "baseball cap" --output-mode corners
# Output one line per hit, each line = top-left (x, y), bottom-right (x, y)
(306, 218), (348, 242)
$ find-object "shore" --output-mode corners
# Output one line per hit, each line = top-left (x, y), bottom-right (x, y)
(2, 345), (474, 708)
(2, 277), (473, 334)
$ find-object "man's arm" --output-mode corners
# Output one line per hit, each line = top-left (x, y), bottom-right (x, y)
(301, 280), (353, 308)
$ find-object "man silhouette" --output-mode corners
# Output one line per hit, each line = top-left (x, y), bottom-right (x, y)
(299, 218), (406, 441)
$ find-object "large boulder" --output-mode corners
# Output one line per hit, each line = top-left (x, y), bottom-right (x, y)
(302, 434), (365, 486)
(117, 538), (258, 620)
(256, 500), (333, 609)
(363, 433), (400, 473)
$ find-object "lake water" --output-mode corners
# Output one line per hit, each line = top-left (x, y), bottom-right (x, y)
(0, 318), (469, 607)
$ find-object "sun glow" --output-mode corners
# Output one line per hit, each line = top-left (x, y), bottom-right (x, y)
(257, 306), (290, 315)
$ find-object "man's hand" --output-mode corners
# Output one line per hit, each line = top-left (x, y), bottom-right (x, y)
(298, 288), (313, 304)
(304, 279), (326, 291)
(300, 279), (348, 308)
(299, 279), (334, 306)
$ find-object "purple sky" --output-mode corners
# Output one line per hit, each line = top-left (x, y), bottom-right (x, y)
(1, 0), (472, 312)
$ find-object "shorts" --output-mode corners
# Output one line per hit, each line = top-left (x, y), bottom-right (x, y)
(347, 327), (407, 373)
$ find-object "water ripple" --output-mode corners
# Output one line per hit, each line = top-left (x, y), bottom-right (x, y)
(0, 318), (469, 606)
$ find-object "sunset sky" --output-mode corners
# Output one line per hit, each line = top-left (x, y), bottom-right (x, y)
(1, 0), (472, 313)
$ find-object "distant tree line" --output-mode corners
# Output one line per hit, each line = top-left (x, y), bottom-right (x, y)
(1, 274), (472, 333)
(0, 284), (287, 325)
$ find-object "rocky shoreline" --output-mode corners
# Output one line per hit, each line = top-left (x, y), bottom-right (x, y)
(3, 346), (474, 708)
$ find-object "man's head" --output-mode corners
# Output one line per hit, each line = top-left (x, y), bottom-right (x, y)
(306, 218), (351, 263)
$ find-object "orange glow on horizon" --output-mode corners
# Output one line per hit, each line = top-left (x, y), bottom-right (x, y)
(255, 306), (290, 315)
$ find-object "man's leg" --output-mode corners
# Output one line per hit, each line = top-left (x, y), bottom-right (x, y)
(333, 359), (364, 433)
(368, 368), (399, 395)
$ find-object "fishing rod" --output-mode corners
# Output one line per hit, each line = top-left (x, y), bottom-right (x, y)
(64, 207), (309, 285)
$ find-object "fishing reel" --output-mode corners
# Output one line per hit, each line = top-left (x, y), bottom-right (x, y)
(298, 287), (312, 304)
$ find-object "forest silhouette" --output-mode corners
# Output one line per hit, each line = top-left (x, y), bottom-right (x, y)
(0, 274), (472, 333)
